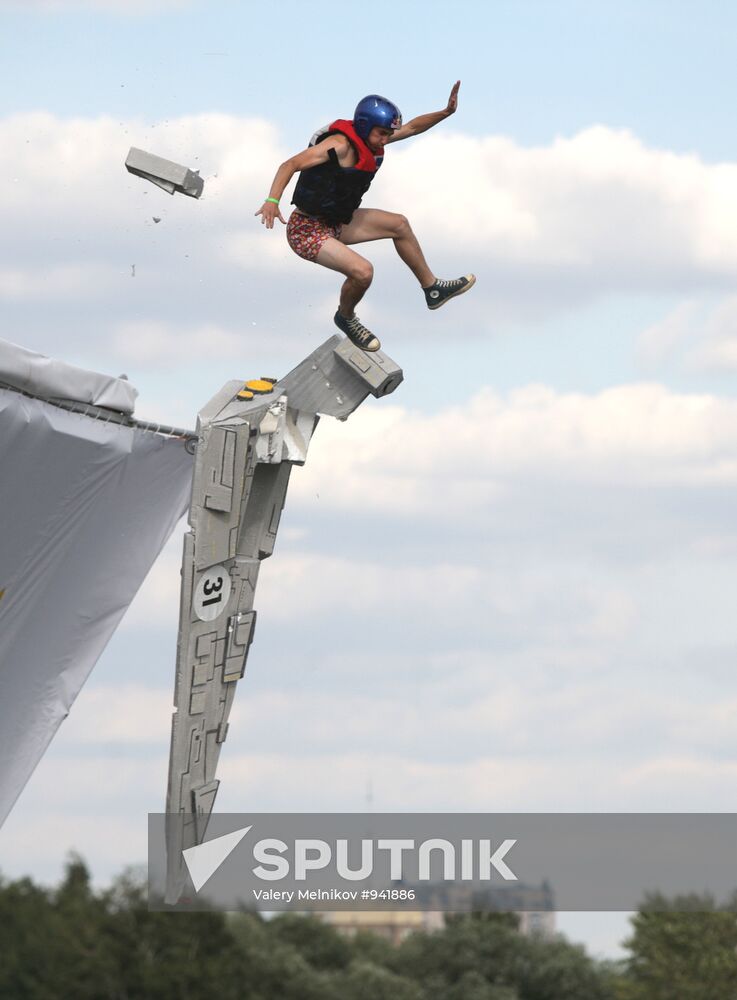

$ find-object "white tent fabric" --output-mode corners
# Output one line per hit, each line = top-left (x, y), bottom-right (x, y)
(0, 382), (193, 828)
(0, 337), (137, 414)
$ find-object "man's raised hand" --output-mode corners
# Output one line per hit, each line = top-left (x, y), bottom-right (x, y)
(446, 80), (460, 116)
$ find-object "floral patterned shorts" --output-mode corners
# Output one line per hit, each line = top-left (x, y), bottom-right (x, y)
(286, 210), (343, 262)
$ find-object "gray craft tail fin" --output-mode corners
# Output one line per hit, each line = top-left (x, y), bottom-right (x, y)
(164, 335), (403, 903)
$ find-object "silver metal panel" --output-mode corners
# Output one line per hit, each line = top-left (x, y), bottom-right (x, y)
(165, 336), (403, 903)
(273, 335), (404, 419)
(197, 381), (245, 426)
(191, 418), (252, 571)
(255, 397), (287, 464)
(333, 339), (404, 398)
(272, 336), (368, 419)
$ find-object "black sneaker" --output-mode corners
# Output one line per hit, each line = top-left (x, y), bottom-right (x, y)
(334, 311), (381, 352)
(424, 274), (476, 310)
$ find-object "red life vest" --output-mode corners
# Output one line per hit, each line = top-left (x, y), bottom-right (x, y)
(291, 119), (384, 225)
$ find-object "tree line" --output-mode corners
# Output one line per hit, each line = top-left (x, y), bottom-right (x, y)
(2, 857), (736, 999)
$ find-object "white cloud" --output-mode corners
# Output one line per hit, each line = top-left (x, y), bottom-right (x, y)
(4, 113), (737, 341)
(388, 126), (737, 287)
(292, 384), (737, 519)
(124, 516), (638, 652)
(0, 749), (165, 883)
(111, 319), (244, 365)
(0, 112), (281, 224)
(203, 680), (726, 765)
(5, 110), (737, 889)
(638, 300), (701, 368)
(121, 529), (184, 629)
(111, 379), (737, 687)
(638, 296), (737, 374)
(215, 748), (737, 813)
(694, 337), (737, 370)
(0, 809), (149, 886)
(0, 263), (118, 301)
(118, 379), (737, 667)
(253, 550), (637, 648)
(220, 229), (297, 272)
(65, 686), (173, 744)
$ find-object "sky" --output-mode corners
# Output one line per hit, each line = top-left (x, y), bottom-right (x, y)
(2, 0), (737, 961)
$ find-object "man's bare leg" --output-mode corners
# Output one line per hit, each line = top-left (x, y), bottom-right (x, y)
(315, 237), (381, 351)
(339, 207), (476, 309)
(315, 238), (374, 317)
(339, 208), (435, 288)
(312, 211), (474, 350)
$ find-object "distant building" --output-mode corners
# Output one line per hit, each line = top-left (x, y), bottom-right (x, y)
(517, 909), (556, 938)
(318, 909), (444, 946)
(475, 881), (556, 939)
(318, 881), (556, 944)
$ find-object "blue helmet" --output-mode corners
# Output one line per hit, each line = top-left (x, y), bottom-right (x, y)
(353, 95), (402, 141)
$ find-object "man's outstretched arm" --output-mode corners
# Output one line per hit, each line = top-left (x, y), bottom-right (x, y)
(387, 80), (460, 144)
(255, 135), (350, 228)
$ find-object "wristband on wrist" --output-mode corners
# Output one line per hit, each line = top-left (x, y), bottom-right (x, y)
(265, 197), (280, 205)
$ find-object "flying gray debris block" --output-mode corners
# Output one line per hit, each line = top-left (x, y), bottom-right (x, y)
(125, 146), (204, 198)
(165, 335), (403, 903)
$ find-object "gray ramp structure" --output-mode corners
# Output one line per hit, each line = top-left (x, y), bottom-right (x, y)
(165, 335), (403, 903)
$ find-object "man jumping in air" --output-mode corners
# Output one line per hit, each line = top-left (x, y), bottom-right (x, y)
(255, 81), (475, 352)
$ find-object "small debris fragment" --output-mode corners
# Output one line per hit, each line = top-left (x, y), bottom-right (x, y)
(153, 216), (161, 223)
(131, 264), (136, 278)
